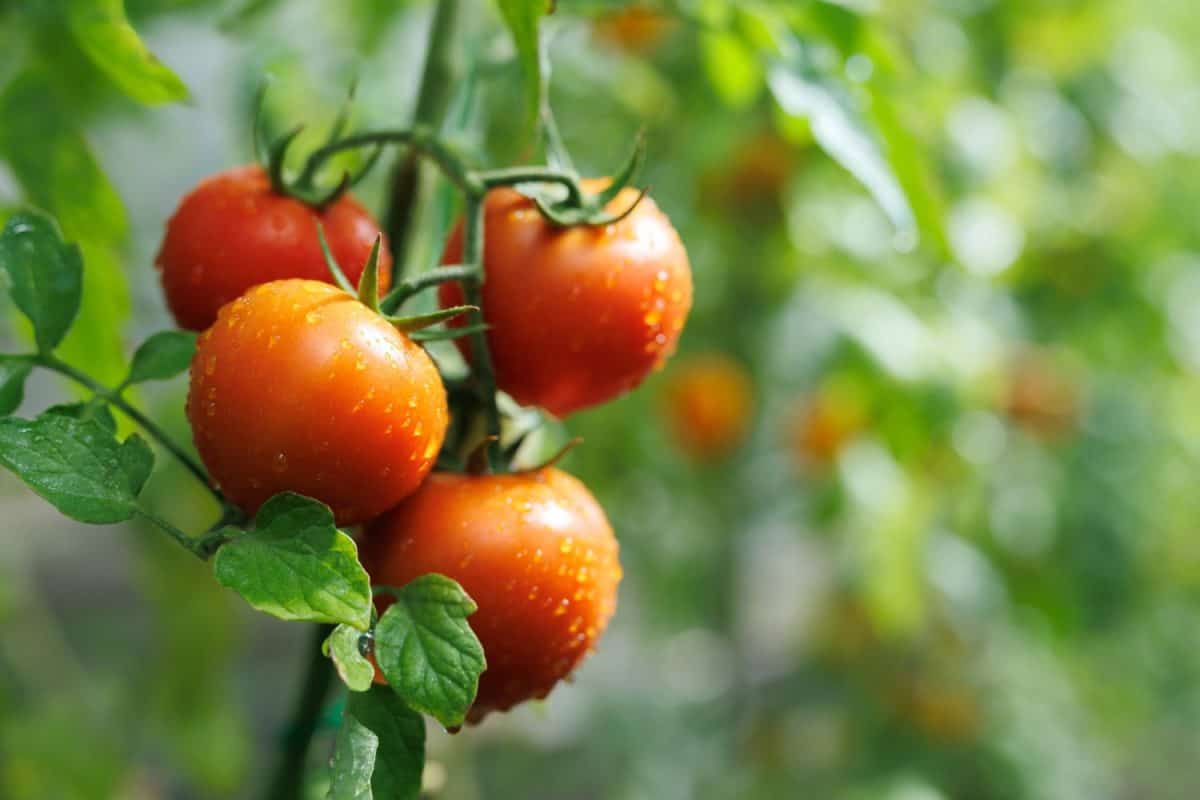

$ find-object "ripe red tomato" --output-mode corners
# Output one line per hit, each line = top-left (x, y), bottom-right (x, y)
(660, 353), (754, 461)
(440, 182), (692, 417)
(361, 468), (622, 723)
(157, 165), (392, 331)
(187, 279), (446, 525)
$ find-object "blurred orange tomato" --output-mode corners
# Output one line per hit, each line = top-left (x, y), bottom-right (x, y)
(699, 131), (798, 223)
(592, 5), (676, 54)
(1003, 353), (1080, 440)
(660, 353), (754, 461)
(789, 384), (867, 467)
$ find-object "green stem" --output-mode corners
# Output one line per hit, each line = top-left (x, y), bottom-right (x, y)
(478, 165), (583, 204)
(389, 0), (467, 279)
(305, 130), (481, 196)
(379, 264), (477, 314)
(137, 509), (210, 560)
(460, 196), (502, 471)
(35, 355), (217, 499)
(264, 623), (337, 800)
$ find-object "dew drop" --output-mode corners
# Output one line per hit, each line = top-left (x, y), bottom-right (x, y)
(272, 453), (288, 473)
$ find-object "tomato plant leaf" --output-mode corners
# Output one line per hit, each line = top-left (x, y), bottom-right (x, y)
(496, 0), (546, 131)
(0, 211), (84, 354)
(0, 72), (132, 386)
(374, 574), (485, 728)
(330, 687), (425, 800)
(0, 412), (153, 524)
(66, 0), (189, 106)
(125, 330), (197, 386)
(213, 493), (373, 630)
(0, 358), (33, 417)
(324, 623), (376, 693)
(44, 401), (118, 433)
(767, 56), (916, 241)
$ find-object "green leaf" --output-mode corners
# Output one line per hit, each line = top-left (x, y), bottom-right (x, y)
(0, 358), (33, 416)
(125, 330), (197, 386)
(0, 412), (153, 524)
(0, 72), (131, 386)
(324, 623), (376, 693)
(767, 57), (916, 241)
(45, 401), (118, 433)
(0, 211), (83, 354)
(374, 574), (485, 728)
(213, 493), (373, 629)
(496, 0), (546, 130)
(67, 0), (189, 105)
(330, 687), (425, 800)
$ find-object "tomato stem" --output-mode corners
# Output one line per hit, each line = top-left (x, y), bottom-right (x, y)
(460, 196), (503, 471)
(379, 264), (477, 314)
(137, 509), (211, 559)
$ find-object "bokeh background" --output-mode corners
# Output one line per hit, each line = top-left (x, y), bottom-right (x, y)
(4, 0), (1200, 798)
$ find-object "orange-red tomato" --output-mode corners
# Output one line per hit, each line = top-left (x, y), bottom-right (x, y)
(699, 131), (797, 222)
(660, 353), (754, 461)
(157, 165), (392, 331)
(440, 182), (692, 417)
(361, 468), (622, 723)
(187, 280), (446, 525)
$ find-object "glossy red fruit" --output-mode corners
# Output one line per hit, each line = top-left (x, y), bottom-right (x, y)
(440, 182), (692, 417)
(157, 165), (392, 331)
(187, 279), (446, 525)
(361, 468), (622, 723)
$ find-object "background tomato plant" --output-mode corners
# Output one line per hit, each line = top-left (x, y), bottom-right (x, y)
(4, 0), (1200, 799)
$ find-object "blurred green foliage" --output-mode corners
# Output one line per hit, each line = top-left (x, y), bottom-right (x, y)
(3, 0), (1200, 798)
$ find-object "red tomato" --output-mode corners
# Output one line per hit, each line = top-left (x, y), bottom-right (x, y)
(361, 468), (622, 723)
(187, 279), (446, 525)
(157, 165), (392, 331)
(660, 353), (754, 461)
(440, 182), (692, 417)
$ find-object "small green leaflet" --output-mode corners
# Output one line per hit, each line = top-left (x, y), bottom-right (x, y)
(67, 0), (189, 106)
(125, 330), (197, 386)
(496, 0), (546, 131)
(0, 211), (83, 354)
(0, 358), (33, 416)
(213, 493), (372, 630)
(330, 688), (425, 800)
(374, 574), (485, 728)
(0, 412), (153, 524)
(324, 623), (376, 692)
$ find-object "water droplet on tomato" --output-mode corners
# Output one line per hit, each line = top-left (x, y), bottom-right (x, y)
(272, 453), (288, 473)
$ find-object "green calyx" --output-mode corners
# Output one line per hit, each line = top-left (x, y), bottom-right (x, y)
(315, 224), (479, 337)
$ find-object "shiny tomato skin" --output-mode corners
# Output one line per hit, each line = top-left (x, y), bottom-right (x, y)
(187, 279), (446, 525)
(661, 353), (754, 461)
(158, 165), (392, 331)
(440, 182), (692, 417)
(361, 468), (622, 723)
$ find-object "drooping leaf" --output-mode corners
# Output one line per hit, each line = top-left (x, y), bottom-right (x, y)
(767, 56), (916, 241)
(125, 330), (197, 386)
(0, 412), (153, 524)
(0, 358), (33, 416)
(374, 574), (485, 728)
(0, 72), (131, 386)
(0, 211), (83, 354)
(496, 0), (546, 131)
(324, 623), (376, 692)
(329, 687), (425, 800)
(67, 0), (189, 105)
(213, 493), (373, 629)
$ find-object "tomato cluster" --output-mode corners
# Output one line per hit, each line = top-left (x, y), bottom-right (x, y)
(160, 165), (690, 720)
